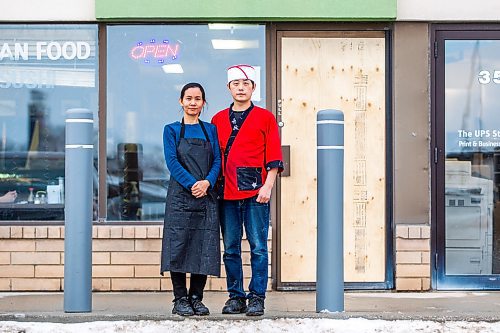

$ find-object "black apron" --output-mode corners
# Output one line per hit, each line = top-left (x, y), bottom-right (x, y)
(160, 120), (221, 276)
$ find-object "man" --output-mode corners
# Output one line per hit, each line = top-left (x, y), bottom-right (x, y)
(212, 64), (283, 316)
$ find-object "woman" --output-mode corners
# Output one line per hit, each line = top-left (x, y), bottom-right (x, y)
(161, 82), (221, 316)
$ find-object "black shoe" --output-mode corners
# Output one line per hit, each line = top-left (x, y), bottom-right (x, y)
(172, 296), (194, 316)
(222, 297), (247, 314)
(246, 295), (265, 316)
(190, 295), (210, 316)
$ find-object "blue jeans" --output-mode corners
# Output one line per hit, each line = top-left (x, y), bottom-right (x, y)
(220, 196), (269, 299)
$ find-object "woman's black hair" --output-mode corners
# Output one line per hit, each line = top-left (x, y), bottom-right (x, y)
(180, 82), (206, 102)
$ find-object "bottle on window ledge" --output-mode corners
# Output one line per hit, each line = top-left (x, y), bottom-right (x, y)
(27, 187), (35, 204)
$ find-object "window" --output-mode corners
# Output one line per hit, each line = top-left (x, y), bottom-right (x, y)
(106, 24), (266, 221)
(0, 24), (98, 221)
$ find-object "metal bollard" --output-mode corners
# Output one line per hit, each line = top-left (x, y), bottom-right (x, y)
(64, 108), (93, 312)
(316, 109), (344, 313)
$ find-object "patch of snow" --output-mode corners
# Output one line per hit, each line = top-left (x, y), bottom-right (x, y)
(1, 318), (500, 333)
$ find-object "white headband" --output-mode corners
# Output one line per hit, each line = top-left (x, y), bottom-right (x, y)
(227, 64), (256, 83)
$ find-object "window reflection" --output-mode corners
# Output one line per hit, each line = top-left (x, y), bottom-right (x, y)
(106, 24), (266, 221)
(0, 24), (98, 221)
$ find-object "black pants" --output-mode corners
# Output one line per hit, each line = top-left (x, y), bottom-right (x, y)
(170, 271), (207, 301)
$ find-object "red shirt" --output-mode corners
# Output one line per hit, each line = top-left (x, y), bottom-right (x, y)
(212, 105), (283, 200)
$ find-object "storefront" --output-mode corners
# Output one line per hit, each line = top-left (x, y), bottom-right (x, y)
(0, 0), (410, 292)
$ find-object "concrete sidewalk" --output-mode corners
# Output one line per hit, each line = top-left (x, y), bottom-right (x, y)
(1, 291), (500, 323)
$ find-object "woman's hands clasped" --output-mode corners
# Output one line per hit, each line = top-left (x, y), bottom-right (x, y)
(191, 180), (210, 198)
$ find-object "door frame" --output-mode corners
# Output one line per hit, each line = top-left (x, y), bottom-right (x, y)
(270, 23), (394, 290)
(432, 24), (500, 290)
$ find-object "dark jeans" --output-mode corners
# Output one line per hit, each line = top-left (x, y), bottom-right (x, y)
(170, 271), (207, 301)
(220, 196), (270, 299)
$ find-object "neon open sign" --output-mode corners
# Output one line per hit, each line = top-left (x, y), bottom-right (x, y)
(129, 39), (180, 64)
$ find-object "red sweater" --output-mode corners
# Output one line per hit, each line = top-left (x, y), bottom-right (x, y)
(212, 105), (283, 200)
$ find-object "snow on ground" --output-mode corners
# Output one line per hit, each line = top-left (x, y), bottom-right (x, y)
(1, 318), (500, 333)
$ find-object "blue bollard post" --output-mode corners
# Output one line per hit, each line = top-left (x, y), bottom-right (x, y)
(64, 108), (93, 313)
(316, 109), (344, 313)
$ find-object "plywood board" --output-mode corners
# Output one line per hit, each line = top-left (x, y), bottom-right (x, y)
(280, 37), (386, 282)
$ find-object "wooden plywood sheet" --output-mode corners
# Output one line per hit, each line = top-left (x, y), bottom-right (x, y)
(280, 37), (386, 283)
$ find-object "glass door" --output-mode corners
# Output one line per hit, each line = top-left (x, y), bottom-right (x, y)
(435, 30), (500, 289)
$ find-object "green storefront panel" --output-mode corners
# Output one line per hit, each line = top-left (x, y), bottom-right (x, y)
(96, 0), (396, 21)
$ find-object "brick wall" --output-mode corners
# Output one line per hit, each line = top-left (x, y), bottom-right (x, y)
(1, 223), (435, 291)
(395, 224), (431, 291)
(0, 225), (272, 292)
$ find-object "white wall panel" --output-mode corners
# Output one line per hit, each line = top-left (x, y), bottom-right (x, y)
(398, 0), (500, 21)
(0, 0), (95, 21)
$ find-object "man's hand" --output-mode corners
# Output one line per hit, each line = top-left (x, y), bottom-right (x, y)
(191, 180), (210, 198)
(256, 184), (272, 203)
(256, 168), (278, 203)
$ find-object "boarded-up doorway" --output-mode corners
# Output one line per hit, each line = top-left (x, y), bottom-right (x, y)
(276, 31), (388, 287)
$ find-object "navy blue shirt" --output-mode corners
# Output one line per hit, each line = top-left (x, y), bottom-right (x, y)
(163, 121), (221, 190)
